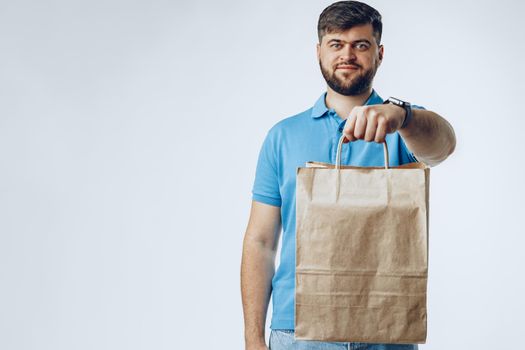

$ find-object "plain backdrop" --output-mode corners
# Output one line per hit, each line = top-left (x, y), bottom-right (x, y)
(1, 0), (524, 349)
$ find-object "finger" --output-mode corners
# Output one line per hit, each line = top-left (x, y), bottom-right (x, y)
(364, 111), (378, 142)
(343, 108), (358, 142)
(374, 118), (387, 143)
(353, 107), (367, 140)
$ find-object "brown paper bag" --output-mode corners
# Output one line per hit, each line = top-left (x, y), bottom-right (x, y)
(295, 135), (429, 344)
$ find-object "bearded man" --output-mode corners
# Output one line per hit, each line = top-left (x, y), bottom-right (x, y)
(241, 1), (456, 349)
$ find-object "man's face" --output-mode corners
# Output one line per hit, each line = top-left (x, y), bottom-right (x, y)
(317, 24), (383, 96)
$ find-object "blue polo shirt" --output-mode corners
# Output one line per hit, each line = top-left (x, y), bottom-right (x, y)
(251, 90), (422, 330)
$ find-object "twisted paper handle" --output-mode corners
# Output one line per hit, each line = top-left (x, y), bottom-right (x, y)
(335, 135), (389, 170)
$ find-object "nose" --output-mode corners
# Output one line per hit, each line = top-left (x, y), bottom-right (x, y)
(338, 43), (357, 62)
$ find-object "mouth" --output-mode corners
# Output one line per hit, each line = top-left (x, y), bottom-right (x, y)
(336, 65), (359, 70)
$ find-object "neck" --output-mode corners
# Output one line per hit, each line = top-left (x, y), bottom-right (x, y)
(325, 87), (373, 120)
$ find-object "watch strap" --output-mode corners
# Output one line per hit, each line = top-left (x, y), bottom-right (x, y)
(383, 97), (412, 129)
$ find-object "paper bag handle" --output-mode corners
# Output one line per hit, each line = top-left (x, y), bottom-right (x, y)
(335, 135), (390, 170)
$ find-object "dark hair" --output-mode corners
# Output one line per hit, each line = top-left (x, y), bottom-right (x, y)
(317, 1), (382, 44)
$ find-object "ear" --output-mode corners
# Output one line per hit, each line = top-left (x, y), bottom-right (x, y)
(316, 42), (320, 61)
(378, 45), (384, 62)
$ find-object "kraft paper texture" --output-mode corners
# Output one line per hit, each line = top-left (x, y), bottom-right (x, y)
(295, 139), (430, 344)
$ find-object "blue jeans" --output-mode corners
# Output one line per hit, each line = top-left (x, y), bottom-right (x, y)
(269, 330), (419, 350)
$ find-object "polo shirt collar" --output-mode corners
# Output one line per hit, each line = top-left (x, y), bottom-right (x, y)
(311, 89), (383, 119)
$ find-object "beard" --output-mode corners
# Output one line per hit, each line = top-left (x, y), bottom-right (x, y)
(319, 59), (377, 96)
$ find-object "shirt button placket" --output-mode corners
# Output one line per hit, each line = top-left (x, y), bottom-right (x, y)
(328, 110), (341, 164)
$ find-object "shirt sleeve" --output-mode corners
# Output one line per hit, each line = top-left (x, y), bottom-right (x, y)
(251, 129), (282, 207)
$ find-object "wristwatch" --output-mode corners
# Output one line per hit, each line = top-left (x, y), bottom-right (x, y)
(383, 97), (412, 129)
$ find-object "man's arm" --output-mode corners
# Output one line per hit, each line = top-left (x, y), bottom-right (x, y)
(343, 104), (456, 167)
(398, 108), (456, 167)
(241, 200), (281, 350)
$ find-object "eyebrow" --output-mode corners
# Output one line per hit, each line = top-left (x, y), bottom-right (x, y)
(327, 39), (372, 45)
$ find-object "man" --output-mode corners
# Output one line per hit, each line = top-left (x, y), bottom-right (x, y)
(241, 1), (456, 349)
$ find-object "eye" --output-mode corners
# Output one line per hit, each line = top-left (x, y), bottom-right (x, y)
(330, 43), (341, 48)
(354, 43), (370, 50)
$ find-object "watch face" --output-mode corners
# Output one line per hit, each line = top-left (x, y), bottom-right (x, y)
(389, 97), (402, 106)
(389, 97), (409, 107)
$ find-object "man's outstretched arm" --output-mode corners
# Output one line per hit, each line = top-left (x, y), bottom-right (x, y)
(398, 108), (456, 167)
(343, 104), (456, 167)
(241, 200), (281, 350)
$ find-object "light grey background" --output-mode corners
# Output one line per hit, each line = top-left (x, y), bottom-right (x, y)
(1, 0), (524, 349)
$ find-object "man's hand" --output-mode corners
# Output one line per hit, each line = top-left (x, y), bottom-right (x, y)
(342, 103), (405, 143)
(246, 344), (269, 350)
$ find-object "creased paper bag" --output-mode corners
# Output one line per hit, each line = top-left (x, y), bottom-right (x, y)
(295, 136), (430, 344)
